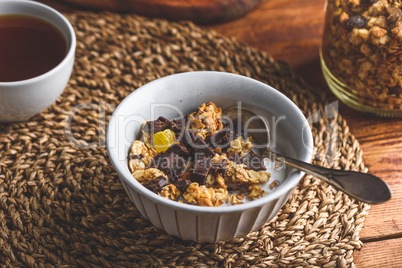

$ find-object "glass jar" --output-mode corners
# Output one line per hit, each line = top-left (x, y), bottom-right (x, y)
(320, 0), (402, 117)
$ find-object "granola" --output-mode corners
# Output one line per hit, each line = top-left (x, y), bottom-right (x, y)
(322, 0), (402, 110)
(128, 102), (279, 207)
(187, 102), (223, 139)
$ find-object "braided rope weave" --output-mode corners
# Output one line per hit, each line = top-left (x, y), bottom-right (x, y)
(0, 12), (370, 267)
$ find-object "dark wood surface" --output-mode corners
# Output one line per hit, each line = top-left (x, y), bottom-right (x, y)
(40, 0), (402, 266)
(214, 2), (402, 265)
(59, 0), (264, 24)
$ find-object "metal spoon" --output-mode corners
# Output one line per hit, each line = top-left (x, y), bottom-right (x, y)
(222, 106), (392, 204)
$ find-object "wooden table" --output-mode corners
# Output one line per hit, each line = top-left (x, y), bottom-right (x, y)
(210, 1), (402, 266)
(40, 1), (402, 266)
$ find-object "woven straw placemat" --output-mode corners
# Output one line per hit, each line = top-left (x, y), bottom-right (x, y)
(0, 12), (370, 267)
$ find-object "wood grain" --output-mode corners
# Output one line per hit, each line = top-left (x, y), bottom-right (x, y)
(354, 237), (402, 267)
(209, 1), (402, 266)
(34, 0), (402, 266)
(210, 0), (402, 240)
(58, 0), (264, 24)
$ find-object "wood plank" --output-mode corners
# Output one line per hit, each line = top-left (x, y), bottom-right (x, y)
(346, 105), (402, 239)
(59, 0), (265, 24)
(354, 237), (402, 267)
(211, 0), (325, 68)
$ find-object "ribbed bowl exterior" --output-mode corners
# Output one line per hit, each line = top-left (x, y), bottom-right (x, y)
(120, 177), (295, 242)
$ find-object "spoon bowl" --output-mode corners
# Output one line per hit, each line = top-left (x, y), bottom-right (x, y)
(222, 106), (270, 148)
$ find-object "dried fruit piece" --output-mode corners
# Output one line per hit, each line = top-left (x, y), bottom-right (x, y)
(343, 16), (368, 30)
(153, 129), (176, 153)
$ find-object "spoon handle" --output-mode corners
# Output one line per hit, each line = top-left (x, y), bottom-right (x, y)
(265, 150), (392, 204)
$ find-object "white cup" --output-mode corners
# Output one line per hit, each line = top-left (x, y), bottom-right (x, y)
(0, 0), (76, 123)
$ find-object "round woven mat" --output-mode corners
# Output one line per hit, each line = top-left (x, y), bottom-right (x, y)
(0, 11), (370, 267)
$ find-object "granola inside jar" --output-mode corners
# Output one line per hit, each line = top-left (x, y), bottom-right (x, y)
(320, 0), (402, 117)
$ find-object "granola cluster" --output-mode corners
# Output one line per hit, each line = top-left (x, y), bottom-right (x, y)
(128, 102), (279, 207)
(322, 0), (402, 110)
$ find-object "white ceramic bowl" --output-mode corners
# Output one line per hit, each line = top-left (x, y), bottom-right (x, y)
(0, 0), (76, 122)
(107, 71), (313, 242)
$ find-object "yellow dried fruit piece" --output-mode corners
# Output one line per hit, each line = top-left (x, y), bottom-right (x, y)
(153, 129), (176, 152)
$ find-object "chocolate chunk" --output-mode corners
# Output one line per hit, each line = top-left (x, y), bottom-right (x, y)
(180, 171), (192, 181)
(222, 119), (231, 129)
(242, 150), (266, 171)
(143, 116), (171, 133)
(389, 86), (402, 95)
(142, 176), (168, 192)
(128, 154), (142, 159)
(165, 143), (189, 156)
(361, 0), (377, 5)
(211, 158), (228, 173)
(191, 156), (212, 185)
(209, 128), (238, 150)
(193, 141), (215, 158)
(227, 186), (235, 191)
(175, 179), (192, 192)
(153, 152), (186, 172)
(180, 131), (193, 150)
(183, 132), (215, 158)
(343, 16), (367, 30)
(167, 168), (180, 183)
(170, 118), (182, 133)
